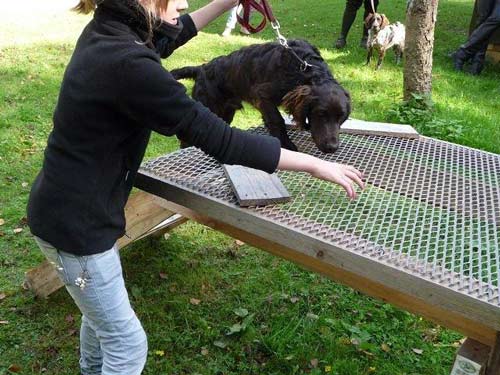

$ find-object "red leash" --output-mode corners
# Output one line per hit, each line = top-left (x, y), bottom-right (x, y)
(236, 0), (315, 71)
(236, 0), (277, 34)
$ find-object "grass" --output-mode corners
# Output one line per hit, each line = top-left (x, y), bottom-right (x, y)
(0, 0), (498, 374)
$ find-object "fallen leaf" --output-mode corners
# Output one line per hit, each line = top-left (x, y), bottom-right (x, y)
(201, 347), (209, 356)
(213, 340), (227, 349)
(0, 293), (6, 300)
(8, 364), (22, 373)
(0, 219), (4, 226)
(190, 298), (201, 305)
(306, 312), (319, 320)
(381, 343), (390, 352)
(226, 323), (244, 335)
(163, 233), (170, 240)
(310, 358), (319, 368)
(234, 307), (249, 317)
(234, 240), (245, 246)
(67, 328), (77, 336)
(159, 272), (168, 279)
(13, 228), (23, 234)
(412, 348), (423, 355)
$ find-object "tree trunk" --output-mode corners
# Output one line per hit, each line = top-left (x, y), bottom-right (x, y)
(403, 0), (439, 101)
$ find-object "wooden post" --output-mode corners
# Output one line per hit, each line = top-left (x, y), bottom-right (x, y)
(451, 338), (490, 375)
(24, 191), (186, 298)
(486, 332), (500, 375)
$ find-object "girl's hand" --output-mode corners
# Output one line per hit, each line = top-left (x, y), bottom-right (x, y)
(277, 148), (365, 200)
(309, 159), (365, 200)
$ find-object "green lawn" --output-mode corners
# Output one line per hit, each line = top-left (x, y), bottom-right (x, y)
(0, 1), (499, 374)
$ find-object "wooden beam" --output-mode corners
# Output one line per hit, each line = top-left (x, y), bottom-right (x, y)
(486, 332), (500, 375)
(341, 119), (420, 139)
(222, 164), (290, 207)
(283, 115), (419, 139)
(153, 197), (498, 347)
(24, 192), (184, 298)
(451, 338), (490, 374)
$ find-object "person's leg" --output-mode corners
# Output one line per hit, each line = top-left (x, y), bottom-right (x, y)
(360, 0), (379, 48)
(335, 0), (363, 48)
(454, 0), (499, 70)
(34, 237), (148, 375)
(79, 315), (104, 375)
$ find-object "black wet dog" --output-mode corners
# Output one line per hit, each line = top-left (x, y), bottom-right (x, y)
(171, 39), (351, 153)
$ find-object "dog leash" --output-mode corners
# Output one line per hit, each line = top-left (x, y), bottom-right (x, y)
(237, 0), (314, 71)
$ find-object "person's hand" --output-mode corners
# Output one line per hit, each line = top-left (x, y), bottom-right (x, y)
(212, 0), (239, 13)
(309, 159), (365, 200)
(277, 149), (365, 200)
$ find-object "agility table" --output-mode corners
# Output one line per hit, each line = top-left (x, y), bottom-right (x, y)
(135, 126), (500, 374)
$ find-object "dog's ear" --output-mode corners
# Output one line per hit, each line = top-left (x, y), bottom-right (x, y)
(282, 85), (313, 129)
(364, 13), (374, 28)
(381, 14), (390, 28)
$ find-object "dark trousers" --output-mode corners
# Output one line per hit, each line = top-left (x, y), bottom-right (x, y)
(462, 0), (500, 58)
(339, 0), (380, 39)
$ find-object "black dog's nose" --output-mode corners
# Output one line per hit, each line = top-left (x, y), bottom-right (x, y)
(320, 143), (339, 153)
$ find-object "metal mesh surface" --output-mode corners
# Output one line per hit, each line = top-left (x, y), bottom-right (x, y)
(140, 127), (500, 306)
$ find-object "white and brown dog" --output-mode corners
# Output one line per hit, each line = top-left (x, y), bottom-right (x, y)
(365, 13), (405, 70)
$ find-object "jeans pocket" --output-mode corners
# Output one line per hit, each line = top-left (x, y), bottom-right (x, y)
(34, 237), (73, 285)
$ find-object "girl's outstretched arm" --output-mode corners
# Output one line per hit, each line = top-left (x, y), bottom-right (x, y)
(190, 0), (239, 31)
(277, 148), (365, 200)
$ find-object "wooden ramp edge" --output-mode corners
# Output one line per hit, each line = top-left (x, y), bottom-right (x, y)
(24, 191), (187, 298)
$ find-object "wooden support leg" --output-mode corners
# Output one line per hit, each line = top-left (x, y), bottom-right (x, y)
(24, 191), (186, 298)
(486, 332), (500, 375)
(451, 338), (489, 375)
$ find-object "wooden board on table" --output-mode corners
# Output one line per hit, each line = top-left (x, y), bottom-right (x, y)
(282, 115), (419, 139)
(222, 164), (291, 207)
(341, 119), (420, 139)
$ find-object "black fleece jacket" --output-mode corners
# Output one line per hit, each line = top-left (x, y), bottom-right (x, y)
(27, 1), (281, 255)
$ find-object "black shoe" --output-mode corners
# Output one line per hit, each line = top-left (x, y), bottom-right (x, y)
(335, 37), (347, 49)
(451, 48), (469, 71)
(469, 52), (485, 75)
(360, 37), (368, 49)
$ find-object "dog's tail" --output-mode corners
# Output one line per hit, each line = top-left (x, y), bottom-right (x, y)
(170, 66), (202, 80)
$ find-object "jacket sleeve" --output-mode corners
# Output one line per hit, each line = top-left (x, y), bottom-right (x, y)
(117, 53), (281, 173)
(154, 15), (198, 58)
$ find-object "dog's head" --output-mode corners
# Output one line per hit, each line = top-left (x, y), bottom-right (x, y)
(365, 12), (390, 33)
(282, 84), (351, 153)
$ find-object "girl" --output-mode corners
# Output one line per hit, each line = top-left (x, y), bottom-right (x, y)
(27, 0), (364, 373)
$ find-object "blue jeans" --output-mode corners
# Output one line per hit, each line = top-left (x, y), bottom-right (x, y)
(34, 237), (148, 375)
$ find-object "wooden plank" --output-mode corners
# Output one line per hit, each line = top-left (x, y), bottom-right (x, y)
(486, 332), (500, 375)
(222, 164), (291, 207)
(451, 338), (490, 375)
(341, 119), (420, 139)
(282, 115), (419, 139)
(153, 196), (498, 347)
(24, 191), (183, 298)
(136, 171), (500, 333)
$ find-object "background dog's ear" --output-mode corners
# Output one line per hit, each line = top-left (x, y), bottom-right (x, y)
(282, 86), (313, 129)
(381, 14), (390, 28)
(364, 13), (374, 28)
